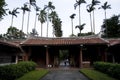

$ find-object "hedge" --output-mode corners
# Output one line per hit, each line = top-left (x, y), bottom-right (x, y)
(0, 61), (37, 80)
(94, 62), (120, 80)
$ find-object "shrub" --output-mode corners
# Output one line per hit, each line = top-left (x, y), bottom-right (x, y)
(0, 61), (37, 80)
(93, 62), (120, 80)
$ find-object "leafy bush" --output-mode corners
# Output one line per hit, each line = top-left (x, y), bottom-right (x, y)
(0, 61), (37, 80)
(94, 62), (120, 80)
(80, 69), (117, 80)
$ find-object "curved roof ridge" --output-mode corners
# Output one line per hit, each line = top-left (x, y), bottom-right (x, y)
(25, 35), (100, 39)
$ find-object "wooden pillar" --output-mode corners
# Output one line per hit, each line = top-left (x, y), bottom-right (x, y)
(79, 45), (83, 68)
(104, 51), (107, 62)
(101, 48), (107, 62)
(23, 47), (31, 61)
(24, 53), (29, 61)
(45, 46), (49, 68)
(15, 55), (18, 64)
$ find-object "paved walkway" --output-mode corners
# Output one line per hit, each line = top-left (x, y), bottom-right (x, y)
(40, 70), (89, 80)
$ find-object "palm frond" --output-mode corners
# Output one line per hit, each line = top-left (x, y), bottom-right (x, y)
(92, 0), (100, 6)
(74, 3), (78, 9)
(70, 13), (76, 18)
(8, 11), (12, 14)
(86, 4), (94, 12)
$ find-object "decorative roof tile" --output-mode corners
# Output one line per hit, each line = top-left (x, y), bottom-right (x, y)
(20, 37), (108, 46)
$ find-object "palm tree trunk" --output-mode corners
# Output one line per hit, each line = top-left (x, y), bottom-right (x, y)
(10, 15), (14, 37)
(105, 10), (107, 37)
(46, 9), (49, 37)
(90, 13), (93, 33)
(93, 10), (95, 34)
(41, 23), (43, 37)
(80, 30), (81, 35)
(52, 27), (54, 37)
(79, 5), (81, 26)
(27, 5), (31, 35)
(105, 10), (107, 20)
(11, 15), (14, 27)
(21, 12), (25, 32)
(71, 19), (73, 35)
(34, 13), (37, 30)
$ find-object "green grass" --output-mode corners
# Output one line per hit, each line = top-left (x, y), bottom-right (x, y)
(17, 69), (49, 80)
(80, 68), (118, 80)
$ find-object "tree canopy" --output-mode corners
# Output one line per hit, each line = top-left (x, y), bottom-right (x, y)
(3, 27), (26, 39)
(0, 0), (7, 20)
(101, 15), (120, 38)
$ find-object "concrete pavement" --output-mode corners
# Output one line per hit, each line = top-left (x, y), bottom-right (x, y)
(40, 70), (89, 80)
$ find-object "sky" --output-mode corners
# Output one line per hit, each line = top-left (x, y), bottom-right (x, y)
(0, 0), (120, 37)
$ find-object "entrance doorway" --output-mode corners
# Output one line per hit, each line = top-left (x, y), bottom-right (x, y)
(59, 50), (70, 67)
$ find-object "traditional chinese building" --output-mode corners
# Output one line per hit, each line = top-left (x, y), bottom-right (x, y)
(0, 37), (120, 68)
(0, 40), (22, 65)
(20, 37), (108, 68)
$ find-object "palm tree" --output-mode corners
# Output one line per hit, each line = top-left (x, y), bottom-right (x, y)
(38, 9), (47, 37)
(99, 2), (111, 20)
(86, 4), (94, 33)
(21, 3), (30, 33)
(70, 13), (76, 35)
(34, 5), (40, 30)
(99, 1), (111, 37)
(44, 1), (55, 37)
(52, 17), (62, 37)
(75, 23), (86, 36)
(9, 7), (19, 27)
(30, 28), (38, 37)
(27, 0), (36, 35)
(74, 0), (86, 26)
(91, 0), (100, 33)
(49, 11), (58, 37)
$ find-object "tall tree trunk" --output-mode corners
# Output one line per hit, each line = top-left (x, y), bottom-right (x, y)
(105, 10), (106, 20)
(10, 15), (14, 38)
(11, 15), (14, 27)
(105, 10), (107, 37)
(27, 5), (31, 35)
(79, 5), (81, 26)
(34, 12), (37, 30)
(80, 30), (81, 35)
(52, 27), (54, 37)
(46, 9), (49, 37)
(71, 19), (73, 35)
(93, 10), (95, 34)
(21, 12), (25, 32)
(41, 23), (43, 37)
(90, 13), (93, 33)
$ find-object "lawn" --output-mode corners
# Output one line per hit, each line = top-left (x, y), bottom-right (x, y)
(17, 69), (49, 80)
(80, 68), (118, 80)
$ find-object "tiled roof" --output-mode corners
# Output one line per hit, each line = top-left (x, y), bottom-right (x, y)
(107, 39), (120, 46)
(0, 40), (19, 48)
(20, 37), (108, 46)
